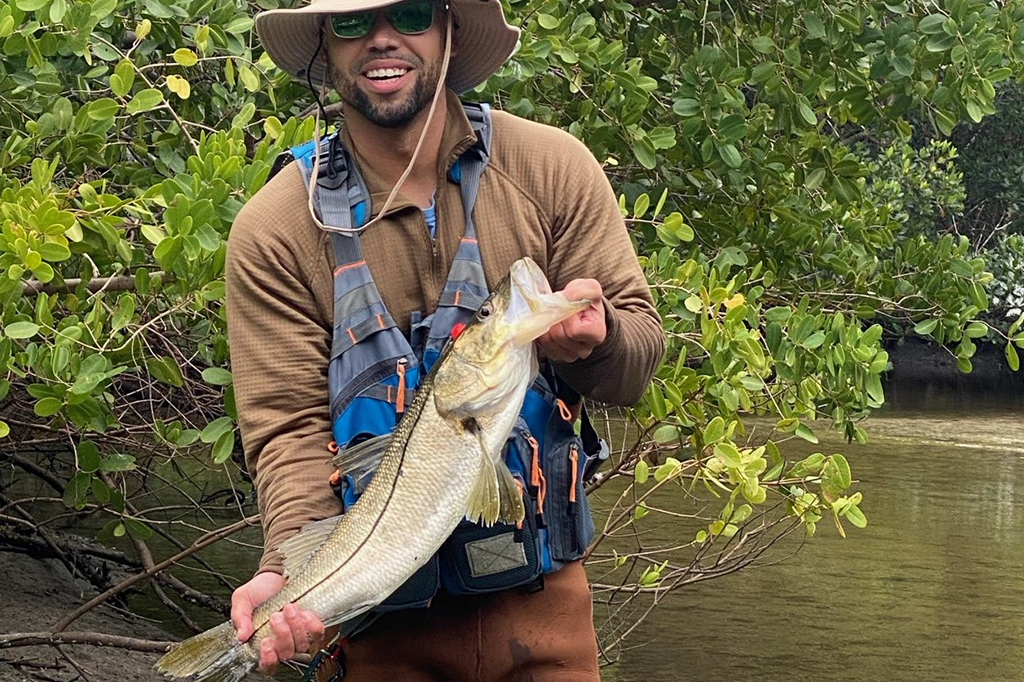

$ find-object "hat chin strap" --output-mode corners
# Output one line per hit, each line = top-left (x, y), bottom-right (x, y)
(307, 10), (455, 235)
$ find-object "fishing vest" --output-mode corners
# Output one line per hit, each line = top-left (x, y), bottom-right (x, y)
(287, 102), (606, 611)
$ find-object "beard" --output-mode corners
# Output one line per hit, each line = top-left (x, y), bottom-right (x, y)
(330, 53), (442, 129)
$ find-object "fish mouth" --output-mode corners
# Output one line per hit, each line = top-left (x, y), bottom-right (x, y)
(506, 257), (590, 344)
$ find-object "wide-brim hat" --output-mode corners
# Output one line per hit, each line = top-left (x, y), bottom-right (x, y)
(255, 0), (519, 94)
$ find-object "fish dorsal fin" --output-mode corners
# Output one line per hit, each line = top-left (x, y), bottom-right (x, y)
(277, 515), (344, 579)
(331, 433), (392, 491)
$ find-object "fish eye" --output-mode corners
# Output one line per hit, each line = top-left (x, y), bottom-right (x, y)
(477, 305), (492, 320)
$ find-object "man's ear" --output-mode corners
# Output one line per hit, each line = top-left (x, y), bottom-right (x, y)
(318, 26), (329, 62)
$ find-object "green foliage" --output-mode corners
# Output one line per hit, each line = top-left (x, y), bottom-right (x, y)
(954, 83), (1024, 240)
(985, 234), (1024, 318)
(0, 0), (319, 537)
(860, 140), (965, 237)
(1, 0), (1023, 638)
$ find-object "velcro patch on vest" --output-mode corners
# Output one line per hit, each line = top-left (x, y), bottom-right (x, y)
(465, 532), (528, 577)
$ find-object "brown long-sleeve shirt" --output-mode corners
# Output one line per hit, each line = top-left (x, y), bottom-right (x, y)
(226, 91), (664, 573)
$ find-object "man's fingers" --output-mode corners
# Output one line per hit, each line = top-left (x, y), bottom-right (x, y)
(269, 612), (296, 661)
(302, 612), (326, 651)
(283, 604), (310, 655)
(538, 278), (607, 362)
(259, 637), (279, 673)
(541, 323), (592, 361)
(560, 278), (603, 302)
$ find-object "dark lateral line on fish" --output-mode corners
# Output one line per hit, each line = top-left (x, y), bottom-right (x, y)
(251, 376), (436, 634)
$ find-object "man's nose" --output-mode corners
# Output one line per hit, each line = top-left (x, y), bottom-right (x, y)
(364, 12), (400, 50)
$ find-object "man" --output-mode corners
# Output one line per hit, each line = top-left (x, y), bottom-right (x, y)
(225, 0), (664, 679)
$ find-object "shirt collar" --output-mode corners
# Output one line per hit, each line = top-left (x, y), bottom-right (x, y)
(338, 90), (478, 220)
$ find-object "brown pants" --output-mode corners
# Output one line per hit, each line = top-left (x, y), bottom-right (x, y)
(315, 562), (599, 682)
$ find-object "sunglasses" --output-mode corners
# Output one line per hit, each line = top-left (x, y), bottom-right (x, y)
(329, 0), (437, 39)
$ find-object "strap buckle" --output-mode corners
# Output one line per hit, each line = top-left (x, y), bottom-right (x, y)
(301, 640), (346, 682)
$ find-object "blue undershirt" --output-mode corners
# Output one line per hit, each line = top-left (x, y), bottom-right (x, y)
(422, 195), (437, 239)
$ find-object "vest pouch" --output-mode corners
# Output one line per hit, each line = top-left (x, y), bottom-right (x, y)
(438, 470), (542, 595)
(541, 432), (595, 565)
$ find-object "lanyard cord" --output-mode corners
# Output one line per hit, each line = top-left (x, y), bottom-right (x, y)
(307, 9), (454, 235)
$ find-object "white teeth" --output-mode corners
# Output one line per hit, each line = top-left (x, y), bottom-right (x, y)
(366, 68), (408, 79)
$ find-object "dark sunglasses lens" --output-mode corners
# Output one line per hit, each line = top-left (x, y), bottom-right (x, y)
(387, 0), (434, 34)
(331, 12), (374, 38)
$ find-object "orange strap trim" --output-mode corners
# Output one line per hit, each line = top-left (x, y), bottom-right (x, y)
(327, 441), (339, 454)
(395, 360), (407, 415)
(454, 289), (461, 306)
(376, 313), (385, 329)
(347, 328), (358, 345)
(328, 470), (341, 486)
(513, 479), (524, 531)
(569, 445), (579, 503)
(556, 399), (574, 422)
(333, 260), (366, 276)
(461, 237), (478, 244)
(537, 468), (547, 513)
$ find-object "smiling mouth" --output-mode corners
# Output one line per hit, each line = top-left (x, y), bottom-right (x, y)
(364, 67), (409, 81)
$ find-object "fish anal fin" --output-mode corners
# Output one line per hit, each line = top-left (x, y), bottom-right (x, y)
(496, 462), (526, 526)
(276, 515), (344, 579)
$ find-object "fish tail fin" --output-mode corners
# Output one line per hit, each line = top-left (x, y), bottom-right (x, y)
(154, 621), (257, 682)
(466, 456), (501, 526)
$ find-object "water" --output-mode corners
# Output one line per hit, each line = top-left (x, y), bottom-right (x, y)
(605, 371), (1024, 682)
(126, 366), (1024, 681)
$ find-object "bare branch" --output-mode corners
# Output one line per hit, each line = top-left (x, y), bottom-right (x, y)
(53, 514), (259, 633)
(20, 272), (170, 298)
(0, 451), (66, 494)
(0, 631), (171, 654)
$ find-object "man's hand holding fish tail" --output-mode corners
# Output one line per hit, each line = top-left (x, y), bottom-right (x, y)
(230, 573), (324, 672)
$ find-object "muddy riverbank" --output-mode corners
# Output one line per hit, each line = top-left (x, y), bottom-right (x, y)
(0, 550), (267, 682)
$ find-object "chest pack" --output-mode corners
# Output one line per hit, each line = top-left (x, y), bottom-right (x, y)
(289, 102), (606, 611)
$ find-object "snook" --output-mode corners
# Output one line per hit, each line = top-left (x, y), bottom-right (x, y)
(155, 257), (589, 682)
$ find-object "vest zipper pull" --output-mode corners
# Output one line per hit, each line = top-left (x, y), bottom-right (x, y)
(395, 358), (408, 415)
(526, 434), (547, 528)
(527, 435), (541, 497)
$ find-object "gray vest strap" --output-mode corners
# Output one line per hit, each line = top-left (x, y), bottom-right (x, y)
(294, 102), (494, 423)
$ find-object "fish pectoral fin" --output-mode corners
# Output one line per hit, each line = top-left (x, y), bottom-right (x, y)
(465, 455), (501, 527)
(276, 515), (344, 579)
(496, 461), (526, 526)
(330, 433), (392, 490)
(321, 601), (377, 630)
